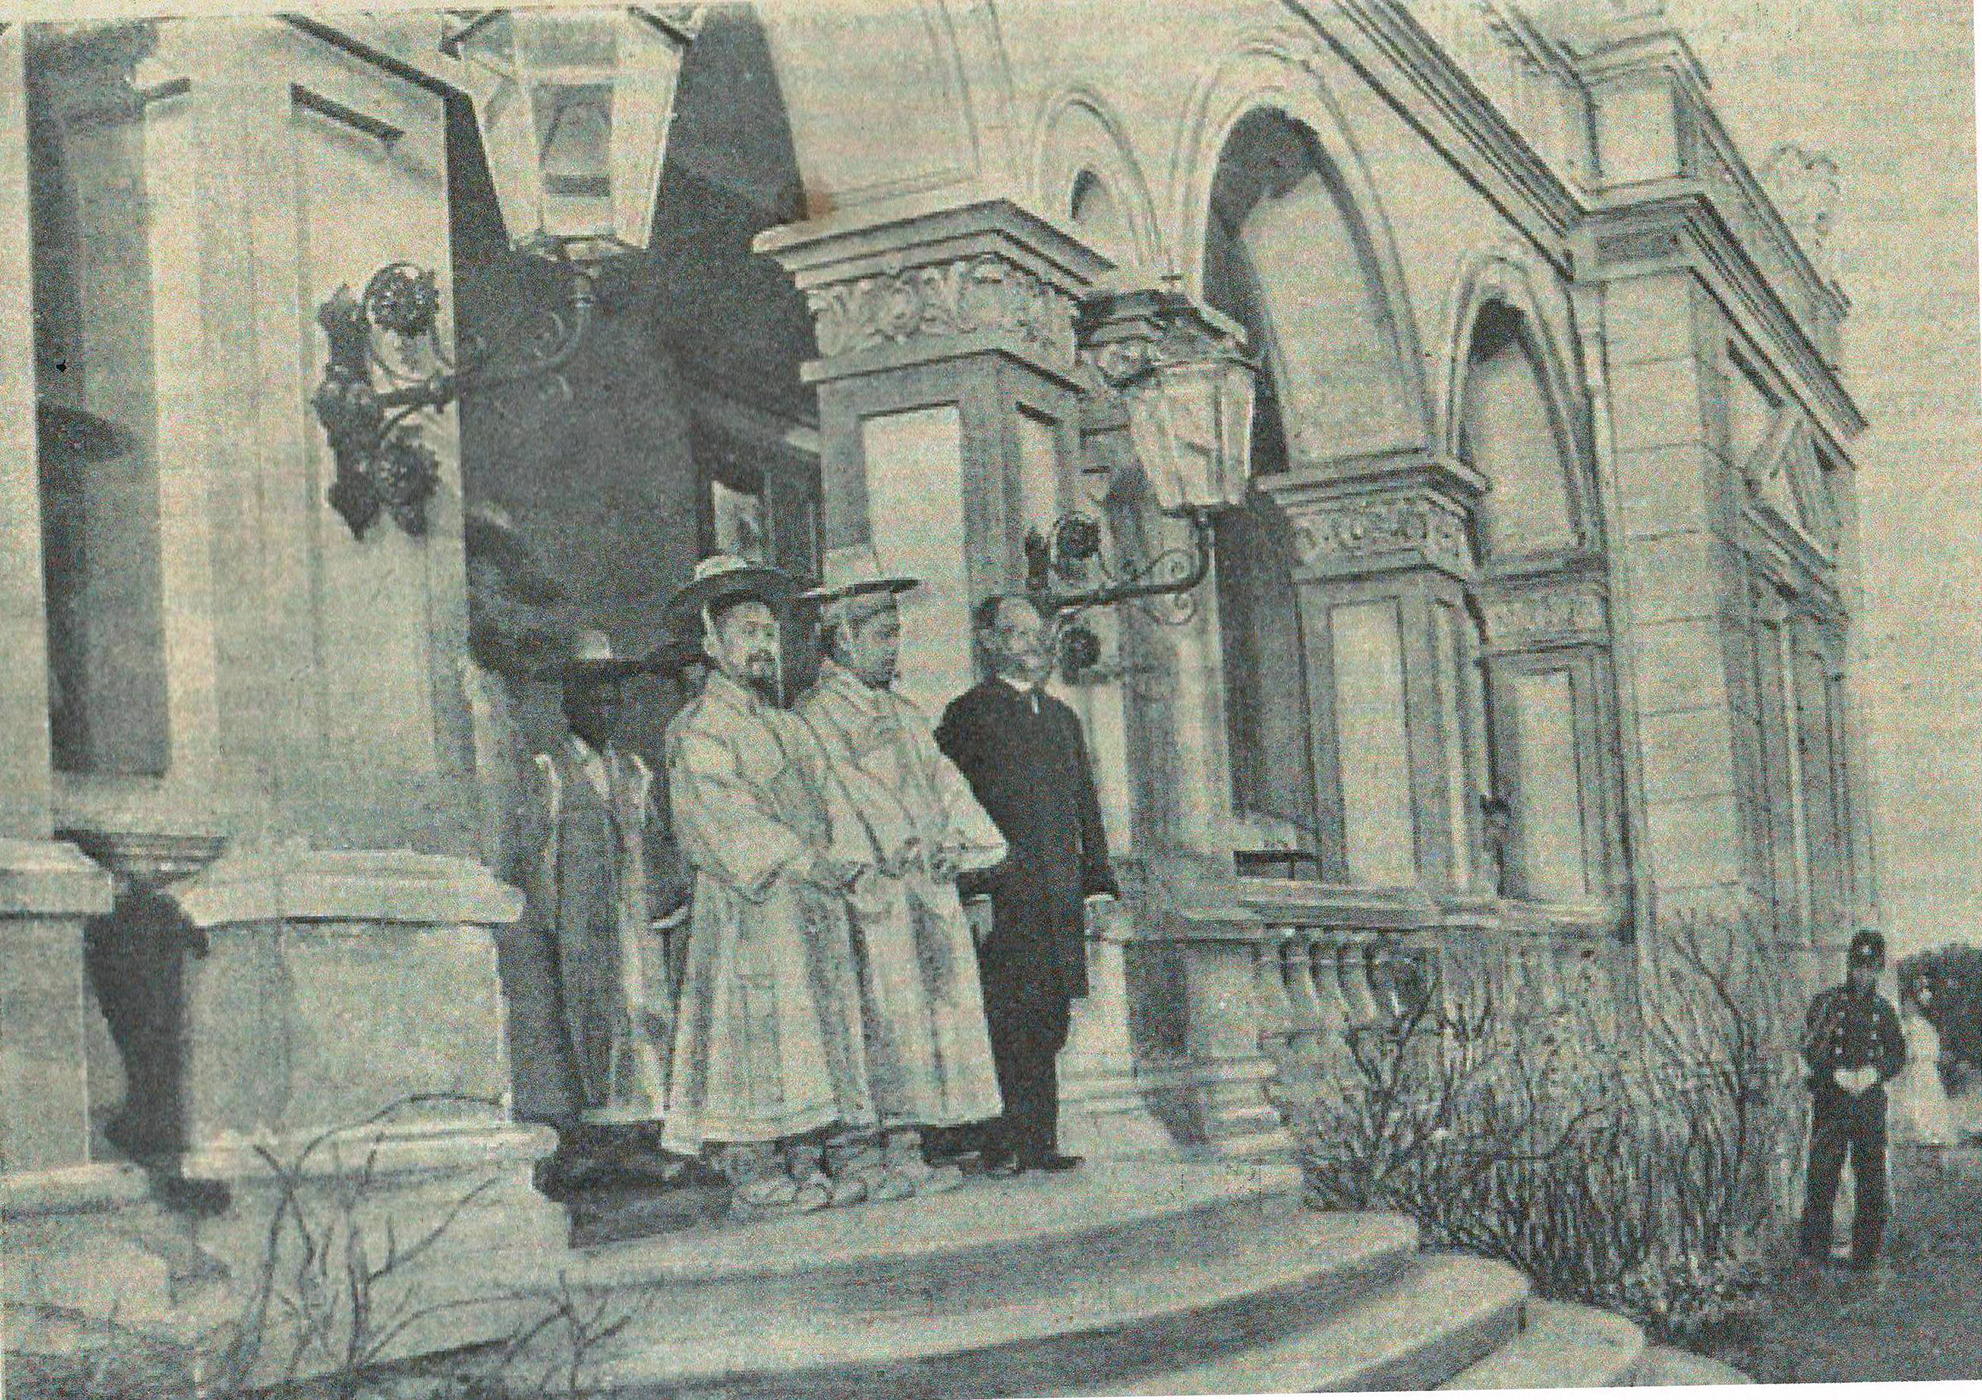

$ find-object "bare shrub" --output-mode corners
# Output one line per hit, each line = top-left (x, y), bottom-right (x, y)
(7, 1096), (641, 1400)
(1290, 911), (1798, 1347)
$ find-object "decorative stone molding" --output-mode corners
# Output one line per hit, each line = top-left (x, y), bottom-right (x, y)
(1480, 575), (1611, 648)
(1262, 451), (1484, 583)
(0, 837), (115, 919)
(805, 252), (1075, 362)
(167, 847), (524, 930)
(1077, 284), (1249, 389)
(60, 829), (227, 890)
(758, 196), (1113, 383)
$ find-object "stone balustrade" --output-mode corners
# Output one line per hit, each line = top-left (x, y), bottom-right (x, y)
(1169, 880), (1627, 1135)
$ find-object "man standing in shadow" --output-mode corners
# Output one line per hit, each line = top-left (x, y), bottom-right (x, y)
(936, 594), (1118, 1176)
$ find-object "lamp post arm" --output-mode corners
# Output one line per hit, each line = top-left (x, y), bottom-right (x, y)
(1030, 505), (1217, 614)
(370, 266), (597, 414)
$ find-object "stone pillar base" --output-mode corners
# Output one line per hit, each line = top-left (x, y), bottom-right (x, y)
(3, 1126), (565, 1392)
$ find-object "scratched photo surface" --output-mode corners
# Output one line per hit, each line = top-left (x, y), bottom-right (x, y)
(0, 1), (1976, 1396)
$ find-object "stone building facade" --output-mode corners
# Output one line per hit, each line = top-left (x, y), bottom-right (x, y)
(0, 0), (1874, 1348)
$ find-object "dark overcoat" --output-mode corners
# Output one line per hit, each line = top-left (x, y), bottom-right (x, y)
(935, 678), (1117, 1001)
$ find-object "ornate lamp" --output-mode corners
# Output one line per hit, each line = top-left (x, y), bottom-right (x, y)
(1028, 287), (1256, 619)
(313, 7), (702, 539)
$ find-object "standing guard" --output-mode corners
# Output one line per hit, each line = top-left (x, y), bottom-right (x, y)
(1799, 927), (1908, 1270)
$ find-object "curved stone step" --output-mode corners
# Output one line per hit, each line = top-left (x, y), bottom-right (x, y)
(573, 1196), (1421, 1397)
(1101, 1253), (1530, 1396)
(561, 1158), (1308, 1331)
(1443, 1300), (1647, 1389)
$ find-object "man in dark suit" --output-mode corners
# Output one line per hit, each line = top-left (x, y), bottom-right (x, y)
(1799, 928), (1908, 1270)
(935, 594), (1118, 1174)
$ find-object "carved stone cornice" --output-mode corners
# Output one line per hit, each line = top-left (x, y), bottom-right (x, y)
(1579, 192), (1865, 441)
(1479, 568), (1611, 651)
(757, 197), (1113, 384)
(1261, 450), (1483, 583)
(804, 254), (1074, 363)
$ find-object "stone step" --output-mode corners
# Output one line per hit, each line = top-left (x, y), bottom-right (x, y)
(1100, 1253), (1529, 1396)
(1443, 1300), (1648, 1389)
(551, 1174), (1420, 1397)
(561, 1158), (1311, 1333)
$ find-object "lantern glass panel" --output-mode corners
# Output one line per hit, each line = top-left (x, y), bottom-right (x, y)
(533, 80), (614, 238)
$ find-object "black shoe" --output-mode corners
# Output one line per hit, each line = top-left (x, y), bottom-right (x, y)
(977, 1148), (1021, 1178)
(1020, 1152), (1084, 1173)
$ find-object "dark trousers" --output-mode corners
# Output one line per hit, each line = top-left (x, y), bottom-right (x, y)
(978, 958), (1074, 1165)
(1799, 1088), (1889, 1263)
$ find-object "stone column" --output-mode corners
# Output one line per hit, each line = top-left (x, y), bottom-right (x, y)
(763, 200), (1198, 1156)
(1263, 451), (1487, 893)
(1586, 269), (1757, 924)
(12, 21), (560, 1333)
(0, 21), (121, 1190)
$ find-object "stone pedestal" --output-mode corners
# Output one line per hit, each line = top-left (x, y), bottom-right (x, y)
(0, 839), (115, 1178)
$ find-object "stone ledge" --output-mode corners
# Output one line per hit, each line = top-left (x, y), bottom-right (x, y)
(167, 847), (524, 930)
(175, 1120), (555, 1184)
(0, 838), (114, 919)
(1, 1161), (151, 1220)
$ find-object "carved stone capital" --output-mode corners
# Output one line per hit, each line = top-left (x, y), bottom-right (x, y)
(759, 197), (1113, 383)
(1479, 574), (1611, 649)
(1261, 451), (1483, 583)
(1076, 286), (1249, 388)
(802, 252), (1078, 365)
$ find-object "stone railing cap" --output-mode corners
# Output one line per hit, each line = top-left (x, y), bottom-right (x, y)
(0, 838), (114, 919)
(168, 848), (524, 930)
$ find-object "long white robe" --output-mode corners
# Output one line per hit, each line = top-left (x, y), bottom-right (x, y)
(800, 660), (1008, 1130)
(1893, 1010), (1956, 1145)
(662, 670), (879, 1153)
(521, 737), (672, 1126)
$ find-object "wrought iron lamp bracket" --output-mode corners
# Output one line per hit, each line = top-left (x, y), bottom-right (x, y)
(312, 257), (597, 539)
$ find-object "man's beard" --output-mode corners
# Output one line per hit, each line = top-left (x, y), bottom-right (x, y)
(739, 651), (780, 702)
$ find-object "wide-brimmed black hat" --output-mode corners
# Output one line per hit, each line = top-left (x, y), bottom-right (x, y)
(663, 553), (798, 632)
(559, 628), (647, 684)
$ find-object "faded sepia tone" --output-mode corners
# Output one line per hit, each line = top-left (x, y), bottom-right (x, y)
(0, 0), (1976, 1396)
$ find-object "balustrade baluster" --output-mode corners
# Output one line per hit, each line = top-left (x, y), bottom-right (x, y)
(1367, 939), (1406, 1021)
(1250, 934), (1298, 1060)
(1281, 933), (1327, 1056)
(1305, 934), (1350, 1039)
(1336, 933), (1382, 1027)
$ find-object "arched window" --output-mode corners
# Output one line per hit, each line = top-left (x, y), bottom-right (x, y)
(1458, 300), (1620, 907)
(1459, 303), (1579, 559)
(1199, 109), (1422, 881)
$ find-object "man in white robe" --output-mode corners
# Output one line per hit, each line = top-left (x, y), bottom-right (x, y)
(660, 555), (882, 1217)
(798, 546), (1009, 1197)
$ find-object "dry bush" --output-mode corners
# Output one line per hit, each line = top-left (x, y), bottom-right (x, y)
(1291, 911), (1800, 1347)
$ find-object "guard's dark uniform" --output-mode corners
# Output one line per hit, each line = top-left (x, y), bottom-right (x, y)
(937, 677), (1117, 1168)
(1799, 969), (1907, 1265)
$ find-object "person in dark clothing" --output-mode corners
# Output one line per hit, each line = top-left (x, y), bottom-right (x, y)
(1799, 927), (1908, 1269)
(935, 595), (1118, 1175)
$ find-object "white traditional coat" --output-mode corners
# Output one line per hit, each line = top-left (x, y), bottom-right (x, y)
(800, 659), (1008, 1130)
(662, 670), (880, 1153)
(521, 735), (672, 1126)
